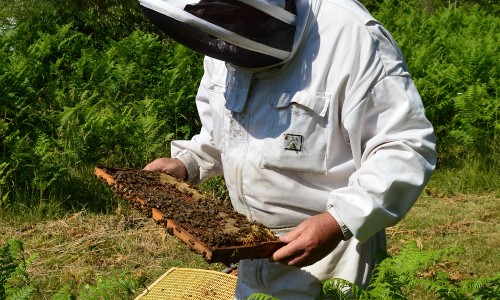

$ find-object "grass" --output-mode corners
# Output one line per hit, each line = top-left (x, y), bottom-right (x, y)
(0, 167), (499, 299)
(0, 205), (225, 298)
(387, 191), (499, 278)
(386, 192), (499, 299)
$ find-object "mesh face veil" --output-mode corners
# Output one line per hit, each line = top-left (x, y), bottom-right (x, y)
(139, 0), (299, 68)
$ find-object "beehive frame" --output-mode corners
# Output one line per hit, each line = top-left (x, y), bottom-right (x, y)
(95, 166), (284, 265)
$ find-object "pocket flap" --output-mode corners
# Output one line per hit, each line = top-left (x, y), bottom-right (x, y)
(271, 91), (330, 117)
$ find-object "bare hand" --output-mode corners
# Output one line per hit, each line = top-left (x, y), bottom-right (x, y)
(143, 158), (187, 181)
(270, 212), (343, 268)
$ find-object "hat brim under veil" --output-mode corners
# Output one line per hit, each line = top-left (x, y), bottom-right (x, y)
(139, 0), (297, 68)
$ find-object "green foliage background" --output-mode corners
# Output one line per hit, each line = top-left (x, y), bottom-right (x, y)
(0, 0), (204, 215)
(375, 0), (499, 167)
(0, 0), (498, 215)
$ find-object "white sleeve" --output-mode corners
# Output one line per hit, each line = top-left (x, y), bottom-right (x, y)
(171, 57), (223, 183)
(327, 75), (437, 242)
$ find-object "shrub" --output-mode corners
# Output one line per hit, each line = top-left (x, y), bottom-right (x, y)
(0, 0), (203, 212)
(374, 1), (499, 167)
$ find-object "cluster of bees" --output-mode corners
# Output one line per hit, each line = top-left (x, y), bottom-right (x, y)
(106, 168), (278, 249)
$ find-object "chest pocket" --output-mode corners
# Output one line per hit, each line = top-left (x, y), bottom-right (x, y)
(261, 91), (330, 174)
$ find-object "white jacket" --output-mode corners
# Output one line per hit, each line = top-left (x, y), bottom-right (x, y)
(172, 0), (436, 288)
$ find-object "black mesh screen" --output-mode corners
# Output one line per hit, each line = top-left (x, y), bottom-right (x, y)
(141, 6), (283, 68)
(184, 0), (296, 52)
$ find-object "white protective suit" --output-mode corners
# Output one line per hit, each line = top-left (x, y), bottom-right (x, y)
(171, 0), (437, 298)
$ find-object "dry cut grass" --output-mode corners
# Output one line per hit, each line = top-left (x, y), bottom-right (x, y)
(0, 205), (223, 298)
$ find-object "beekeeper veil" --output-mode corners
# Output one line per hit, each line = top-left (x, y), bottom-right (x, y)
(139, 0), (306, 68)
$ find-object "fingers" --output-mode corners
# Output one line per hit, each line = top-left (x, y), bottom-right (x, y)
(270, 212), (344, 268)
(143, 158), (167, 171)
(143, 158), (187, 181)
(278, 226), (303, 244)
(271, 237), (301, 262)
(285, 253), (310, 268)
(142, 162), (155, 171)
(271, 226), (310, 266)
(269, 224), (304, 262)
(270, 236), (314, 268)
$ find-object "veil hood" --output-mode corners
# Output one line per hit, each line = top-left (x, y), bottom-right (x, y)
(139, 0), (308, 68)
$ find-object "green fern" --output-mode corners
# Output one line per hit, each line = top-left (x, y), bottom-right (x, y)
(468, 273), (500, 299)
(0, 240), (36, 300)
(0, 162), (12, 208)
(247, 293), (280, 300)
(451, 83), (498, 150)
(76, 273), (140, 300)
(320, 278), (370, 300)
(374, 1), (499, 166)
(5, 286), (34, 300)
(50, 285), (75, 300)
(0, 241), (18, 299)
(318, 242), (500, 300)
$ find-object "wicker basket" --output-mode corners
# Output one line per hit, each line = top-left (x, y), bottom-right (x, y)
(135, 268), (237, 300)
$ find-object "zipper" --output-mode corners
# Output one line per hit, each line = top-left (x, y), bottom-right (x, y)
(233, 75), (257, 220)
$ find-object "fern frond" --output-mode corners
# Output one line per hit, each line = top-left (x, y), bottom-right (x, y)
(76, 273), (140, 299)
(0, 162), (12, 207)
(50, 285), (75, 300)
(5, 286), (34, 300)
(459, 272), (500, 299)
(0, 241), (18, 299)
(321, 278), (370, 300)
(1, 240), (37, 300)
(247, 293), (280, 300)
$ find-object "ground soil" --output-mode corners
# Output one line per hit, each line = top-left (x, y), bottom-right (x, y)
(100, 168), (278, 249)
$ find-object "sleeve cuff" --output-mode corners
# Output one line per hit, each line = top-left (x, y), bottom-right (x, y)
(173, 150), (200, 183)
(328, 209), (353, 241)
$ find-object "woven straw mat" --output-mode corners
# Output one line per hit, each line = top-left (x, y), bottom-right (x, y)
(135, 267), (237, 300)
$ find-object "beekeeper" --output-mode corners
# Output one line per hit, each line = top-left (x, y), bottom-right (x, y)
(142, 0), (437, 298)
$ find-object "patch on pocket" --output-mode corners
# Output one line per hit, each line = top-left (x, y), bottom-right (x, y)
(284, 134), (304, 152)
